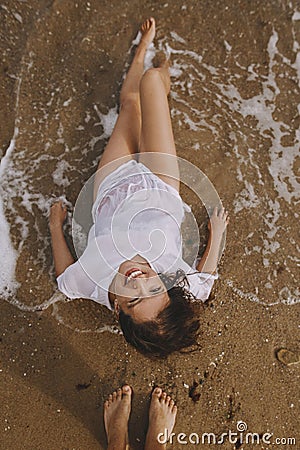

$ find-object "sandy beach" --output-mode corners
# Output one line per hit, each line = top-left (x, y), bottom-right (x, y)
(0, 1), (299, 449)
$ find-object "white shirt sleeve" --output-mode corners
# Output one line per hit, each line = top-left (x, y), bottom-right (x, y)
(186, 257), (218, 301)
(56, 261), (96, 300)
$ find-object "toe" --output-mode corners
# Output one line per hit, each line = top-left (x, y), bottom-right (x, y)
(152, 387), (162, 399)
(122, 385), (132, 398)
(112, 391), (117, 401)
(117, 388), (122, 399)
(161, 392), (167, 403)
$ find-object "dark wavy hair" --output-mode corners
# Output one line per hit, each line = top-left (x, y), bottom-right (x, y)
(118, 270), (200, 358)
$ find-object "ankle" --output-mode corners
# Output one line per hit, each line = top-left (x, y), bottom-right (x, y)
(134, 44), (146, 61)
(107, 435), (127, 450)
(145, 434), (166, 450)
(139, 37), (149, 47)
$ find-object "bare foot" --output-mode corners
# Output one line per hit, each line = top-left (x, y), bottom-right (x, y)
(104, 385), (132, 450)
(145, 387), (177, 450)
(140, 17), (156, 48)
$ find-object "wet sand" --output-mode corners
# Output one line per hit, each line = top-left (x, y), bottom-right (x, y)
(1, 1), (299, 449)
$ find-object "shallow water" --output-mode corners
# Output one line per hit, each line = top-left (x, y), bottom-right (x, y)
(0, 1), (299, 331)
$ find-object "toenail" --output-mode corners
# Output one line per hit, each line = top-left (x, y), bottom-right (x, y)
(124, 385), (130, 391)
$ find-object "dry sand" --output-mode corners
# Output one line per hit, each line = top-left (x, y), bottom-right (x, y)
(0, 1), (299, 449)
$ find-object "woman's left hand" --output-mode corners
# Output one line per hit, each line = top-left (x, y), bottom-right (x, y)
(208, 206), (229, 237)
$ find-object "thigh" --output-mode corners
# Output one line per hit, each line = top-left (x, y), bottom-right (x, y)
(93, 99), (141, 199)
(138, 152), (180, 192)
(139, 69), (179, 192)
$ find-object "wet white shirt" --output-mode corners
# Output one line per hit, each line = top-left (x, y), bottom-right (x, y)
(57, 160), (217, 309)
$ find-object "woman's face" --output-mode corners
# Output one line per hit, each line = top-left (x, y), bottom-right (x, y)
(109, 258), (170, 322)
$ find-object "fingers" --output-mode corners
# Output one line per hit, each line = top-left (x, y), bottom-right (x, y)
(51, 200), (66, 210)
(218, 206), (229, 221)
(212, 206), (230, 221)
(223, 209), (229, 221)
(49, 200), (68, 226)
(50, 201), (68, 218)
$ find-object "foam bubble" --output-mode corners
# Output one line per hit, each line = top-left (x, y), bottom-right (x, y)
(0, 78), (21, 299)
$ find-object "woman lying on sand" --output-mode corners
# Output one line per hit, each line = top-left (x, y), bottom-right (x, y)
(49, 18), (229, 358)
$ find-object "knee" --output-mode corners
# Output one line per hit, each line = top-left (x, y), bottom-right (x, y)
(141, 68), (162, 85)
(140, 68), (164, 95)
(119, 92), (140, 111)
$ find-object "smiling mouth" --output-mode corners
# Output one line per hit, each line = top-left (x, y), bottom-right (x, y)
(124, 268), (145, 285)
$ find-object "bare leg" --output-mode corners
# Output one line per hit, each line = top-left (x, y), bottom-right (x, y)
(104, 385), (132, 450)
(93, 18), (156, 199)
(139, 60), (180, 192)
(145, 388), (177, 450)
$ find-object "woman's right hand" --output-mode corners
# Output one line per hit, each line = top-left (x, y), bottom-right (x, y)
(49, 200), (67, 229)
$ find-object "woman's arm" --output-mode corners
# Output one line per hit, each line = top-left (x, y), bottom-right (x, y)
(49, 201), (74, 277)
(196, 207), (229, 274)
